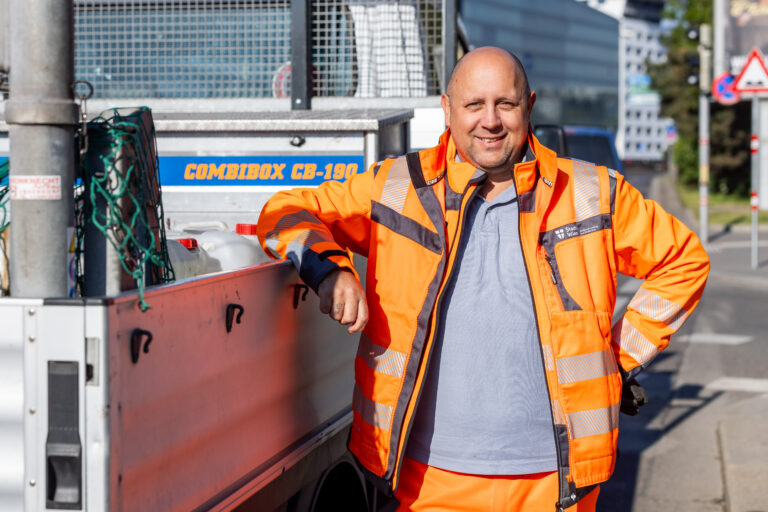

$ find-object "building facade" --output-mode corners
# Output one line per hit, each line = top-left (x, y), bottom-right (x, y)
(581, 0), (673, 162)
(459, 0), (620, 132)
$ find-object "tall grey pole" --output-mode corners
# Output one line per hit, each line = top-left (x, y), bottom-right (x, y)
(713, 0), (726, 77)
(5, 0), (77, 297)
(751, 97), (760, 269)
(698, 93), (710, 245)
(698, 24), (712, 245)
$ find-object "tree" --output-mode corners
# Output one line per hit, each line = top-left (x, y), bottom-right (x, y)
(648, 0), (750, 195)
(710, 101), (751, 195)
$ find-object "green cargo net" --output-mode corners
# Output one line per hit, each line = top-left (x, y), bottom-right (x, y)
(75, 107), (175, 310)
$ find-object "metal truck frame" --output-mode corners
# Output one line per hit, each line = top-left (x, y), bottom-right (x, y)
(0, 1), (464, 509)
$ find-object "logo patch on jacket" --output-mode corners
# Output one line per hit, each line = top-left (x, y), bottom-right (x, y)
(555, 225), (581, 241)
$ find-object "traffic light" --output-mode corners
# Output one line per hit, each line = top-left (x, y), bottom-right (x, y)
(687, 24), (712, 93)
(686, 54), (701, 86)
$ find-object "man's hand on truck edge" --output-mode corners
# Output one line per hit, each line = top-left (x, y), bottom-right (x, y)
(318, 268), (368, 334)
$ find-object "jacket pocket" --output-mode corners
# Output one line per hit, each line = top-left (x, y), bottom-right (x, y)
(549, 310), (621, 428)
(552, 229), (616, 313)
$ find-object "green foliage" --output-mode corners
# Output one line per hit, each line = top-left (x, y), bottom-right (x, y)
(674, 136), (699, 185)
(678, 182), (768, 224)
(648, 0), (709, 140)
(648, 0), (750, 197)
(711, 102), (751, 195)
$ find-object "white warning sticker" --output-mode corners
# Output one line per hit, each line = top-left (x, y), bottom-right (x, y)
(10, 175), (62, 200)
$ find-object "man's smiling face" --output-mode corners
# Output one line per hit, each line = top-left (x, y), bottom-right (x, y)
(441, 47), (536, 178)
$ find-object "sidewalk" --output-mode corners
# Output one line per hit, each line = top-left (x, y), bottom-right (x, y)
(650, 173), (768, 512)
(717, 394), (768, 512)
(651, 174), (768, 290)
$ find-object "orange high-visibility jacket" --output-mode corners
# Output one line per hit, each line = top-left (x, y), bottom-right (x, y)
(256, 130), (709, 509)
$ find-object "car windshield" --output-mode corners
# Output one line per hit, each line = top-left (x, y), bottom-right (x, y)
(533, 127), (562, 153)
(565, 134), (617, 169)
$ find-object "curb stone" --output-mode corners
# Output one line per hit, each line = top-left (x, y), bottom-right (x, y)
(718, 413), (768, 512)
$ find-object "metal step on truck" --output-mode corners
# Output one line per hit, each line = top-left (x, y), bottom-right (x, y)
(0, 1), (463, 510)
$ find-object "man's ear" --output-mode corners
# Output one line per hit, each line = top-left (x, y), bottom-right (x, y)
(441, 93), (451, 128)
(526, 91), (537, 118)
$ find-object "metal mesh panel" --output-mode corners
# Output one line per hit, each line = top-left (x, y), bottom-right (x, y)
(75, 1), (291, 99)
(74, 0), (443, 100)
(312, 0), (442, 97)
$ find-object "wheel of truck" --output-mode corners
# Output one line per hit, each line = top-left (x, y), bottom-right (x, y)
(289, 456), (369, 512)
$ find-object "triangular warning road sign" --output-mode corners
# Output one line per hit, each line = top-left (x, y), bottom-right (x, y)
(734, 48), (768, 93)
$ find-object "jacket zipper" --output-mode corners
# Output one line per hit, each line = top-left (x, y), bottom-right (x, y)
(544, 253), (558, 284)
(512, 179), (569, 511)
(392, 181), (480, 491)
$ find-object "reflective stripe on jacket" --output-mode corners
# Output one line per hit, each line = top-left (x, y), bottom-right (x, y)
(256, 130), (710, 508)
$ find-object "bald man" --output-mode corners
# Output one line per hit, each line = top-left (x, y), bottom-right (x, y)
(257, 47), (709, 511)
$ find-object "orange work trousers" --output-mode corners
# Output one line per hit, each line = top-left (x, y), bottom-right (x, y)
(395, 457), (599, 512)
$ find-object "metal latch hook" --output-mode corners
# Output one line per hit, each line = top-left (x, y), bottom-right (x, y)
(226, 303), (245, 333)
(130, 329), (153, 364)
(293, 284), (309, 309)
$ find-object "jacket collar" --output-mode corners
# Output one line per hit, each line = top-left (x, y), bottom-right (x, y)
(441, 130), (481, 194)
(527, 127), (558, 186)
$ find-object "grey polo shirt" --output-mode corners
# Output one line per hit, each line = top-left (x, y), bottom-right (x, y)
(405, 182), (558, 475)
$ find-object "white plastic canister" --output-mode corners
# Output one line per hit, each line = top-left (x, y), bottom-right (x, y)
(166, 238), (215, 279)
(195, 225), (272, 271)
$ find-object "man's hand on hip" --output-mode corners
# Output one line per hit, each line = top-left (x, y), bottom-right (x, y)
(317, 269), (368, 334)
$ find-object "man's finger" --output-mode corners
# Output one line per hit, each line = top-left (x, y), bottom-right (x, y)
(330, 300), (345, 321)
(348, 297), (369, 334)
(340, 296), (358, 325)
(317, 269), (343, 315)
(318, 292), (332, 315)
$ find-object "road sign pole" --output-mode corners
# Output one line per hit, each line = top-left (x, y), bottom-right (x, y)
(732, 48), (768, 270)
(751, 97), (760, 269)
(760, 98), (768, 210)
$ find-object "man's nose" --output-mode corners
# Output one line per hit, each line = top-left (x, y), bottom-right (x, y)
(480, 105), (502, 130)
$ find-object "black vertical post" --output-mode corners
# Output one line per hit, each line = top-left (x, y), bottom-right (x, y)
(442, 0), (457, 92)
(291, 0), (312, 110)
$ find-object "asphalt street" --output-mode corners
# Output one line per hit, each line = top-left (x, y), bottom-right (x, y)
(598, 171), (768, 512)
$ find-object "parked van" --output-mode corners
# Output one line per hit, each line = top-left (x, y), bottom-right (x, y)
(534, 124), (623, 172)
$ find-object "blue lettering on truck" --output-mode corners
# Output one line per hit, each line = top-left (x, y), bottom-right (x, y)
(158, 155), (365, 186)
